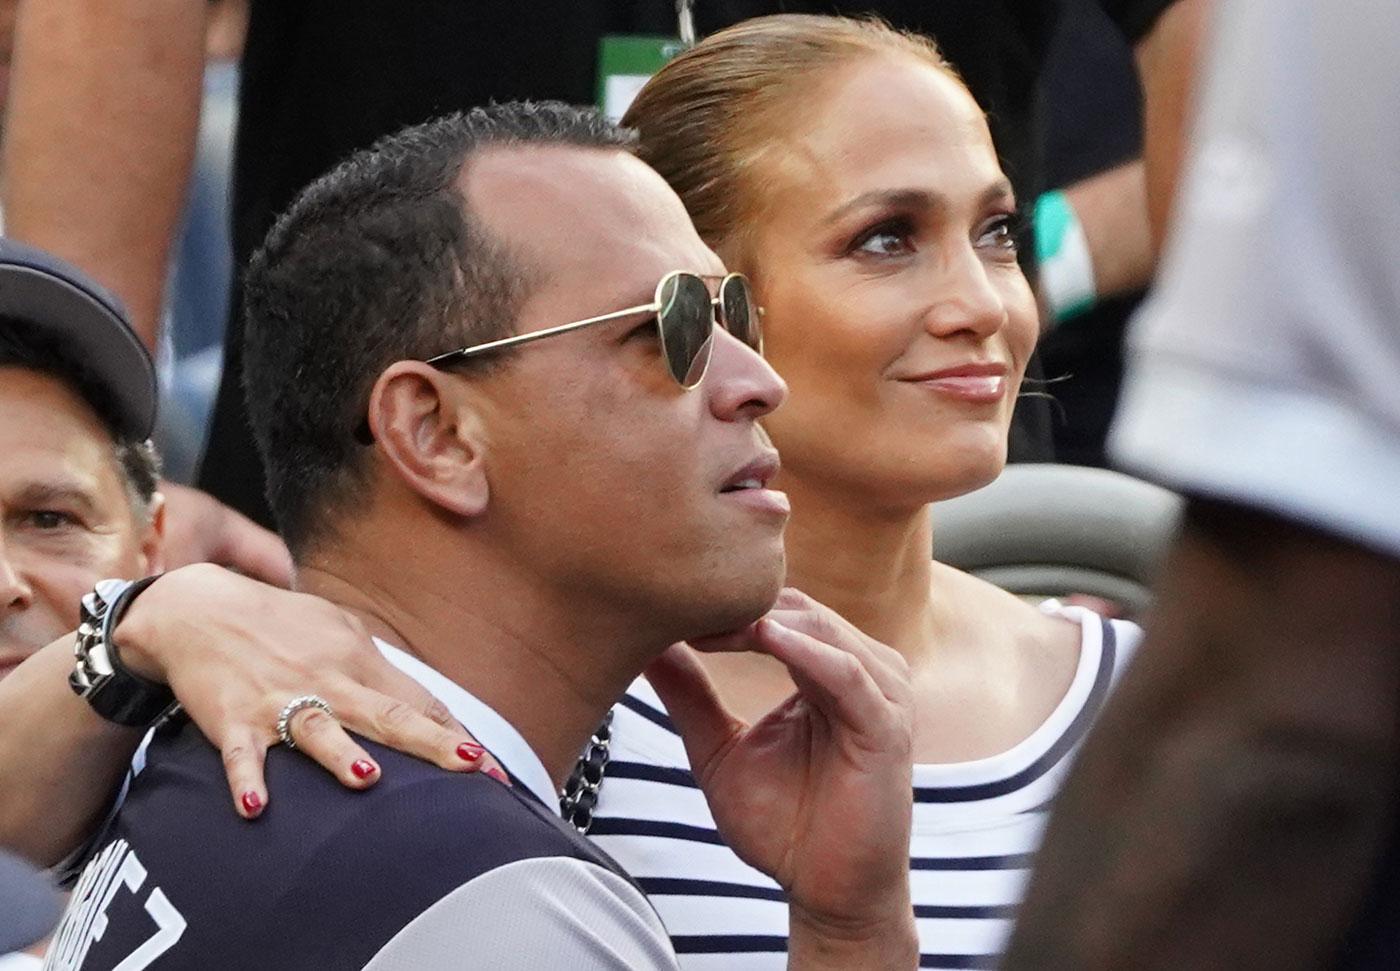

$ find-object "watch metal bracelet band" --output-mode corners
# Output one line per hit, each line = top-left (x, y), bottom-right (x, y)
(69, 575), (181, 728)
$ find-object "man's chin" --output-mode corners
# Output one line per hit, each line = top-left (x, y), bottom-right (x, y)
(684, 571), (786, 642)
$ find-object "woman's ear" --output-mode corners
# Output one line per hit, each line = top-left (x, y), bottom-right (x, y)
(368, 361), (490, 518)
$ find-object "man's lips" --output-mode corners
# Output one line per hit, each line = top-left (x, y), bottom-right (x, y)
(719, 450), (781, 493)
(719, 450), (790, 517)
(898, 362), (1010, 403)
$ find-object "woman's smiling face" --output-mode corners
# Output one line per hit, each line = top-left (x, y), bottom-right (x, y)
(740, 54), (1039, 510)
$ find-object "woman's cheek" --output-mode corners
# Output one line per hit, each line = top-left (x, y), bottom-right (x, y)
(1002, 282), (1040, 368)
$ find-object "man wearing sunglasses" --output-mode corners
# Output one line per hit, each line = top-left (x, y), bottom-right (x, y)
(46, 102), (917, 969)
(425, 272), (758, 389)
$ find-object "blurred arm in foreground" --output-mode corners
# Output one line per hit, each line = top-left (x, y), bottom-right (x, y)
(1006, 0), (1400, 966)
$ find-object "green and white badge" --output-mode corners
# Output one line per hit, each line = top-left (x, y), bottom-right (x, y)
(596, 1), (696, 121)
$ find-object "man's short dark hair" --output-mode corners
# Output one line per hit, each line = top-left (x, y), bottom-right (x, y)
(243, 101), (635, 556)
(0, 320), (161, 512)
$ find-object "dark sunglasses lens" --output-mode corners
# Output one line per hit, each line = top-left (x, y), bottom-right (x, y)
(721, 275), (761, 351)
(659, 273), (715, 387)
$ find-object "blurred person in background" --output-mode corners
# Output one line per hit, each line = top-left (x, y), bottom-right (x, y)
(1003, 0), (1400, 966)
(155, 0), (247, 483)
(0, 0), (1193, 548)
(0, 0), (287, 586)
(0, 241), (162, 968)
(0, 241), (163, 683)
(1035, 0), (1154, 467)
(0, 0), (248, 482)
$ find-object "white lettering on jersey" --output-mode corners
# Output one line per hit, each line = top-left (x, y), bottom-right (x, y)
(44, 840), (185, 971)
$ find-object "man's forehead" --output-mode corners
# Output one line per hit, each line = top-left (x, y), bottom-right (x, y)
(460, 144), (723, 285)
(0, 366), (111, 438)
(0, 368), (124, 493)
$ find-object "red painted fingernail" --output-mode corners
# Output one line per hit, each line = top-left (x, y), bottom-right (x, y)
(457, 742), (485, 762)
(485, 766), (509, 785)
(351, 759), (378, 780)
(240, 791), (263, 816)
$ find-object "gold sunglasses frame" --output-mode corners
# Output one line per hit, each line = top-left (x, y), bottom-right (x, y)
(424, 271), (759, 389)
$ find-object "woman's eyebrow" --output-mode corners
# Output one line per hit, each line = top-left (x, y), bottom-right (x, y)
(823, 179), (1016, 225)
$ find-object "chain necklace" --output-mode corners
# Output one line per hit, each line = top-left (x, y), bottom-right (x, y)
(560, 709), (613, 834)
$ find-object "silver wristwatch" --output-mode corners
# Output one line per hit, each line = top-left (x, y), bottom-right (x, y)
(70, 576), (181, 728)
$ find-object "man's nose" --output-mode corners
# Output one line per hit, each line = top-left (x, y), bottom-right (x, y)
(705, 326), (788, 422)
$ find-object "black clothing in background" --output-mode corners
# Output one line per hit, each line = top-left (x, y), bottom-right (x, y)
(202, 0), (1177, 526)
(1036, 0), (1148, 467)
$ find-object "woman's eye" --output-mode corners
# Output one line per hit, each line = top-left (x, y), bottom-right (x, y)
(851, 220), (915, 257)
(978, 214), (1025, 254)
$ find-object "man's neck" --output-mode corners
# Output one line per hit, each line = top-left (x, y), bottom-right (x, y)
(296, 534), (663, 789)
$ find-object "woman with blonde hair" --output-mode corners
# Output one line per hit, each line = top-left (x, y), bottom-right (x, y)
(566, 16), (1138, 968)
(0, 15), (1138, 971)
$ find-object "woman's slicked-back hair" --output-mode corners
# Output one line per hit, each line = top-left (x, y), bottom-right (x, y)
(623, 14), (959, 255)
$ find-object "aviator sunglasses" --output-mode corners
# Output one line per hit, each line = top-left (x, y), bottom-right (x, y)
(425, 271), (762, 388)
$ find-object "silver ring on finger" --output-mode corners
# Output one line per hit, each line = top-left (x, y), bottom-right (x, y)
(276, 694), (336, 750)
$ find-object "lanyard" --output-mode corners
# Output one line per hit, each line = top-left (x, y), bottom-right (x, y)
(676, 0), (697, 47)
(596, 5), (693, 121)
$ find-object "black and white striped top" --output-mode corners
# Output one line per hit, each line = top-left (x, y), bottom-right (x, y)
(591, 605), (1140, 970)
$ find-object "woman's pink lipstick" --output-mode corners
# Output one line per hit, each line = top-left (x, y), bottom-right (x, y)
(901, 362), (1009, 404)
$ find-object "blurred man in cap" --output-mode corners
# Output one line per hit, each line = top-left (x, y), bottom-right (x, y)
(0, 239), (164, 680)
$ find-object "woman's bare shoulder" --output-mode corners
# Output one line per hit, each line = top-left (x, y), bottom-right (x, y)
(931, 561), (1081, 656)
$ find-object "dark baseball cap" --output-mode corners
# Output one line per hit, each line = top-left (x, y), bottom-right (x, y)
(0, 849), (61, 952)
(0, 239), (157, 440)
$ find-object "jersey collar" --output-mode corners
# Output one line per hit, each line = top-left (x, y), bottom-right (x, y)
(373, 637), (558, 810)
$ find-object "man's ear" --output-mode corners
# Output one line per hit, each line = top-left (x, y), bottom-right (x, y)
(368, 362), (490, 518)
(140, 492), (166, 575)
